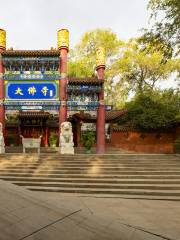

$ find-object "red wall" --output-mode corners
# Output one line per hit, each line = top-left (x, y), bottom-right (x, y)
(108, 129), (179, 153)
(4, 124), (180, 153)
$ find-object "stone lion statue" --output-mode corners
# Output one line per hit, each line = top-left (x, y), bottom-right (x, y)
(0, 122), (5, 153)
(59, 122), (74, 154)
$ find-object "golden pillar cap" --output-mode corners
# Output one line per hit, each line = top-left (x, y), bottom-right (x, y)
(57, 29), (69, 50)
(0, 29), (6, 50)
(96, 47), (106, 68)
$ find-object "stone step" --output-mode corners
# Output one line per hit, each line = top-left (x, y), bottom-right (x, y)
(31, 192), (180, 200)
(1, 154), (179, 158)
(1, 169), (180, 175)
(3, 166), (180, 171)
(1, 161), (180, 165)
(1, 162), (180, 166)
(1, 157), (176, 161)
(52, 156), (180, 159)
(0, 158), (180, 164)
(0, 153), (180, 199)
(28, 186), (180, 196)
(1, 155), (178, 158)
(3, 176), (180, 184)
(1, 173), (180, 179)
(5, 147), (59, 153)
(14, 182), (180, 190)
(2, 161), (180, 166)
(0, 153), (179, 159)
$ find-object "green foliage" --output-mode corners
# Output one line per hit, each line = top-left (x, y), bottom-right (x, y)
(119, 90), (180, 130)
(68, 58), (94, 77)
(104, 77), (129, 109)
(68, 28), (122, 77)
(81, 132), (95, 151)
(138, 32), (173, 60)
(75, 28), (122, 61)
(112, 38), (177, 94)
(68, 28), (179, 108)
(6, 114), (18, 123)
(148, 0), (180, 52)
(49, 133), (58, 147)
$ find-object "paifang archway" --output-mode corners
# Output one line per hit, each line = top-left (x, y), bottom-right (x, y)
(0, 28), (106, 153)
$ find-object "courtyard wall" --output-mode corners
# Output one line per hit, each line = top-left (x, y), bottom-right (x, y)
(107, 126), (180, 153)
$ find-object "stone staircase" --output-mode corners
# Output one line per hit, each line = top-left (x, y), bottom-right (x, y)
(5, 146), (130, 154)
(0, 153), (180, 200)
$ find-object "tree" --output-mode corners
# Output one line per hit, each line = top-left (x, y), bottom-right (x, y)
(68, 28), (122, 77)
(138, 31), (173, 60)
(105, 76), (129, 109)
(68, 58), (94, 78)
(74, 28), (122, 66)
(68, 29), (127, 108)
(148, 0), (180, 52)
(68, 29), (179, 108)
(118, 90), (180, 130)
(111, 38), (177, 94)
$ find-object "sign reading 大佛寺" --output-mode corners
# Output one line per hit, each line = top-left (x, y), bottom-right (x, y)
(6, 82), (58, 100)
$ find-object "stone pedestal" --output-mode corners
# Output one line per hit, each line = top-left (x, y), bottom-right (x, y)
(59, 122), (74, 154)
(60, 142), (74, 154)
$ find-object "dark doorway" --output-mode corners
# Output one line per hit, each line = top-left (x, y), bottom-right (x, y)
(18, 111), (50, 146)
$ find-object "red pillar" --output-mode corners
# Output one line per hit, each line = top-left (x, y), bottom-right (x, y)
(0, 29), (6, 135)
(45, 126), (48, 147)
(96, 48), (106, 154)
(57, 29), (69, 130)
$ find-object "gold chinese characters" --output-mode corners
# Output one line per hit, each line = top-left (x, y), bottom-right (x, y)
(14, 86), (53, 97)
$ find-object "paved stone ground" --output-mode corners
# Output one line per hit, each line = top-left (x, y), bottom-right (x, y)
(0, 180), (180, 240)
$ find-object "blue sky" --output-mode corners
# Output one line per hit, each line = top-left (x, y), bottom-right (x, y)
(0, 0), (149, 49)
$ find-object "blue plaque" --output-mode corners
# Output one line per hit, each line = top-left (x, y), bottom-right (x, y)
(6, 81), (58, 100)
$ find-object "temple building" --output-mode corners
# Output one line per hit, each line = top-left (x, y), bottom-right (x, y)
(0, 28), (114, 153)
(0, 29), (179, 154)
